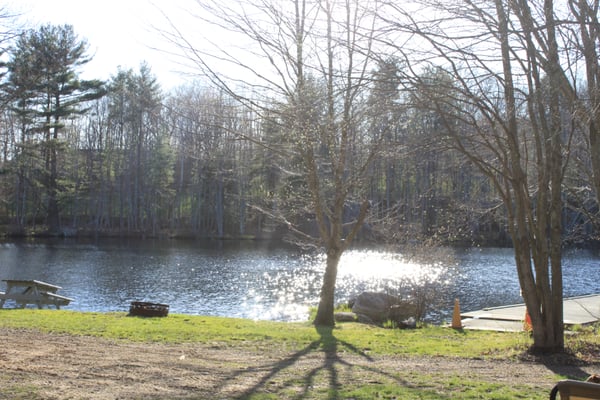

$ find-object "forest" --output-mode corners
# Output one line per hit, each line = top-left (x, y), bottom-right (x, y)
(0, 4), (595, 248)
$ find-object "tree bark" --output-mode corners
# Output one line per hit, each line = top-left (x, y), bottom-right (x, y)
(498, 0), (565, 351)
(313, 246), (342, 327)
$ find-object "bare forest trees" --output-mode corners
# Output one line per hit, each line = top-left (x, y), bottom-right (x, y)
(165, 84), (257, 237)
(562, 0), (600, 231)
(106, 65), (171, 234)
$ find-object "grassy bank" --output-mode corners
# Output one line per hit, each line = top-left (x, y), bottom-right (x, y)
(0, 310), (598, 399)
(0, 309), (532, 357)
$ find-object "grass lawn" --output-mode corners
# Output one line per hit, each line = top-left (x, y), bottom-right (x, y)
(0, 309), (533, 356)
(0, 310), (598, 399)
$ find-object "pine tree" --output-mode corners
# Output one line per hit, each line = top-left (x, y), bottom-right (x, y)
(6, 24), (105, 234)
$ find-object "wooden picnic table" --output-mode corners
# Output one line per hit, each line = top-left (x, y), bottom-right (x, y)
(0, 279), (73, 309)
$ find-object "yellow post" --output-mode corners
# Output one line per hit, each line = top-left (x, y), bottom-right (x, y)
(451, 298), (462, 329)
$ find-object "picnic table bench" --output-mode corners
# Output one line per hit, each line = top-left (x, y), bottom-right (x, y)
(0, 279), (73, 309)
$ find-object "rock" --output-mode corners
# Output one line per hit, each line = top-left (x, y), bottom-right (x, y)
(334, 312), (357, 322)
(351, 292), (398, 322)
(356, 313), (376, 324)
(350, 291), (419, 326)
(351, 292), (402, 324)
(389, 303), (419, 324)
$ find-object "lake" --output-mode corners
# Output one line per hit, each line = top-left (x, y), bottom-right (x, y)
(0, 238), (598, 323)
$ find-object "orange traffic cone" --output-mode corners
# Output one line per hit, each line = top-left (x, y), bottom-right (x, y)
(451, 298), (463, 329)
(523, 309), (532, 332)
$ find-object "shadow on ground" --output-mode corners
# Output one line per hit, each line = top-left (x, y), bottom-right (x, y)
(218, 325), (434, 400)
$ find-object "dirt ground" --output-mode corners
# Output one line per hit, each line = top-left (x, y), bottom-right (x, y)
(0, 327), (597, 400)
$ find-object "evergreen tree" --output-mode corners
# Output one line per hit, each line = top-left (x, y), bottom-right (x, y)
(6, 24), (105, 234)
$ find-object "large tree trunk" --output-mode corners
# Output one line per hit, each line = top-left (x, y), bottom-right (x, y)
(496, 0), (564, 351)
(516, 246), (564, 352)
(313, 247), (342, 327)
(543, 0), (565, 351)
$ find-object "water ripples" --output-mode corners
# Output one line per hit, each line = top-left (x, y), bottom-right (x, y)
(0, 239), (598, 323)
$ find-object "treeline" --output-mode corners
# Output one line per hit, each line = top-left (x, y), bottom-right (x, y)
(0, 23), (593, 245)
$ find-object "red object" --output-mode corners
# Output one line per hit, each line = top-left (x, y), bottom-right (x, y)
(524, 309), (533, 331)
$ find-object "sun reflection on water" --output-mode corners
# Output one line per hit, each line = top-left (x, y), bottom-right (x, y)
(241, 249), (450, 321)
(338, 250), (445, 281)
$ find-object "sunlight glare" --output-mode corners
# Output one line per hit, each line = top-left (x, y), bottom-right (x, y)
(338, 250), (444, 283)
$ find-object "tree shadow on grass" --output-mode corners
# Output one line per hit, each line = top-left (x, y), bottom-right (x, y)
(537, 350), (598, 382)
(224, 325), (430, 400)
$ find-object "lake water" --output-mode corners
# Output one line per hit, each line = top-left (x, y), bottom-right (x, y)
(0, 239), (598, 323)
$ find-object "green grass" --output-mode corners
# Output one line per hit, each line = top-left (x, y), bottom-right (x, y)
(0, 309), (597, 399)
(0, 382), (42, 400)
(340, 379), (544, 399)
(0, 309), (530, 357)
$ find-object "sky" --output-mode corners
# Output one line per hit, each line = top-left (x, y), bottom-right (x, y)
(5, 1), (390, 97)
(6, 0), (200, 90)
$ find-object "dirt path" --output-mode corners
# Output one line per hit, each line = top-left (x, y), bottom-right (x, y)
(0, 328), (596, 399)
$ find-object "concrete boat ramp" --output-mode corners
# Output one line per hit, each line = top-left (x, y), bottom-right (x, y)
(459, 294), (600, 332)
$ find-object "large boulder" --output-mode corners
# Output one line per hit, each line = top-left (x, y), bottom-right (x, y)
(351, 291), (417, 325)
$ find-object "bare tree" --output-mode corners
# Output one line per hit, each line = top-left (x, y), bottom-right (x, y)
(380, 0), (571, 351)
(160, 0), (388, 326)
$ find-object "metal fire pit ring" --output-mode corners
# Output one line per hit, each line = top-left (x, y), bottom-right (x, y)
(129, 301), (169, 317)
